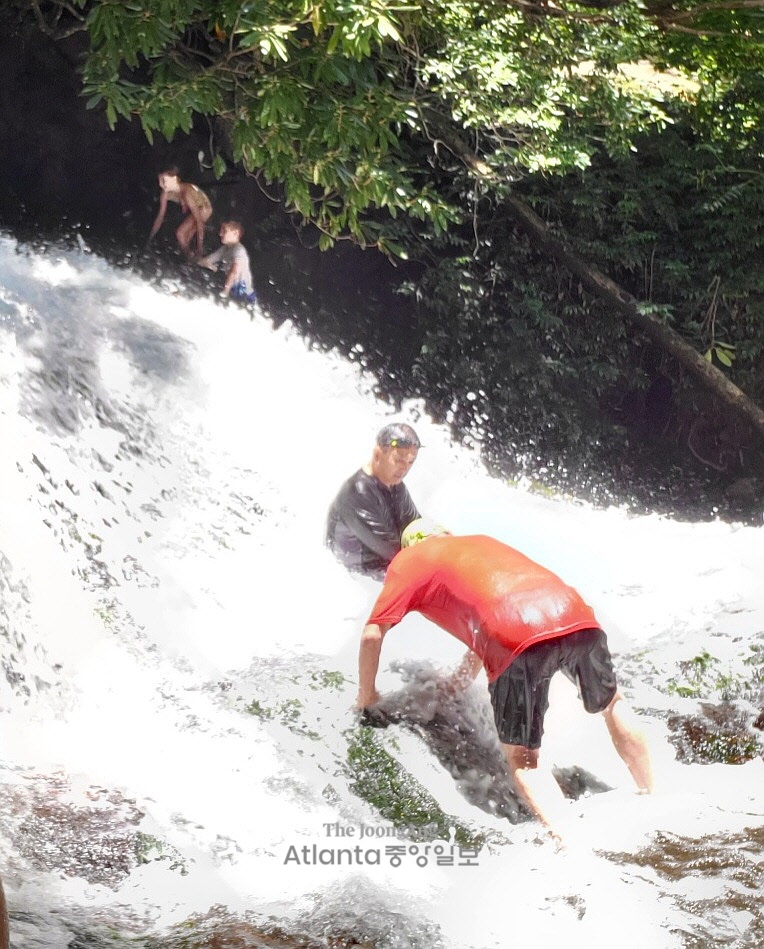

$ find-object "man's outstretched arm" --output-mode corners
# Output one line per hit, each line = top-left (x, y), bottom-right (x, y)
(446, 649), (483, 692)
(356, 623), (390, 708)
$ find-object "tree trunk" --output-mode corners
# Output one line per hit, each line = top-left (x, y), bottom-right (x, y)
(434, 124), (764, 442)
(504, 194), (764, 438)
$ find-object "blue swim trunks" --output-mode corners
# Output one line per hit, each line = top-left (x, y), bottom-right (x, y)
(230, 281), (257, 304)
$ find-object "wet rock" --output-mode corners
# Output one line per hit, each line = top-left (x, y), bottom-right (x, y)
(0, 775), (144, 887)
(666, 702), (762, 764)
(610, 826), (764, 947)
(724, 476), (761, 507)
(146, 907), (376, 947)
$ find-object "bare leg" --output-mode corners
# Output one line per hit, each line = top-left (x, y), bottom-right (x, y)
(175, 216), (196, 257)
(195, 213), (209, 256)
(602, 692), (654, 793)
(502, 743), (566, 839)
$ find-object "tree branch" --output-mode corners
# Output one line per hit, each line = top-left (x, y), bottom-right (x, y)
(28, 0), (85, 38)
(494, 0), (614, 22)
(427, 118), (764, 442)
(659, 0), (764, 22)
(496, 0), (764, 33)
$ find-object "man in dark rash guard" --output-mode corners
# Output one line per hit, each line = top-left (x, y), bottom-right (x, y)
(325, 423), (421, 579)
(356, 521), (655, 842)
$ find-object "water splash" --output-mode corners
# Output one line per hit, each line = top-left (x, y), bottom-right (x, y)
(1, 234), (763, 948)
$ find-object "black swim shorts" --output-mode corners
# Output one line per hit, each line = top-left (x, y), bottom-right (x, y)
(488, 628), (617, 749)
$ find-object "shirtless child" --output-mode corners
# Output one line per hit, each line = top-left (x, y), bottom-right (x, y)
(148, 166), (213, 258)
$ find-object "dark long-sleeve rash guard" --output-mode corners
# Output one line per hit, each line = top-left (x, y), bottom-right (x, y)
(325, 469), (420, 579)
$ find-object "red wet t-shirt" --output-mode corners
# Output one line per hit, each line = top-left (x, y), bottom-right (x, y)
(367, 534), (600, 681)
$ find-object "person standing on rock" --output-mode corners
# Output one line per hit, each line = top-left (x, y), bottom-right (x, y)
(356, 521), (655, 842)
(148, 166), (213, 259)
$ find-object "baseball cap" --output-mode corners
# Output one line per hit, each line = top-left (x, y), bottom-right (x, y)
(376, 423), (421, 450)
(401, 517), (450, 547)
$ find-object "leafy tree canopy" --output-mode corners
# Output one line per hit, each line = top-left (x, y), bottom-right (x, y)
(18, 0), (764, 251)
(9, 0), (764, 506)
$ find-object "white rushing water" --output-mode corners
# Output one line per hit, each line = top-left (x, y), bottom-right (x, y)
(0, 234), (762, 948)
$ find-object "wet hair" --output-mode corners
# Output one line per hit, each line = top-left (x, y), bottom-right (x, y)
(158, 166), (181, 179)
(220, 220), (245, 239)
(376, 423), (421, 450)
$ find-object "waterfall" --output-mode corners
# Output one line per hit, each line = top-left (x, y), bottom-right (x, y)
(1, 234), (762, 948)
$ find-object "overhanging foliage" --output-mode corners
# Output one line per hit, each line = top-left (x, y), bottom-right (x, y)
(23, 0), (740, 244)
(11, 0), (764, 476)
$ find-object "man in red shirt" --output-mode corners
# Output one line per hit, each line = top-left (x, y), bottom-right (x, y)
(356, 521), (654, 840)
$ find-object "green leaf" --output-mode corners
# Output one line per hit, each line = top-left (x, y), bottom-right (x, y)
(376, 15), (401, 42)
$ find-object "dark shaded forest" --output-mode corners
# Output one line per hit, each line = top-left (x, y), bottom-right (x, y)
(2, 1), (764, 522)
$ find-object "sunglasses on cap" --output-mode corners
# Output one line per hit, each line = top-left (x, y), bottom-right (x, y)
(376, 423), (422, 449)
